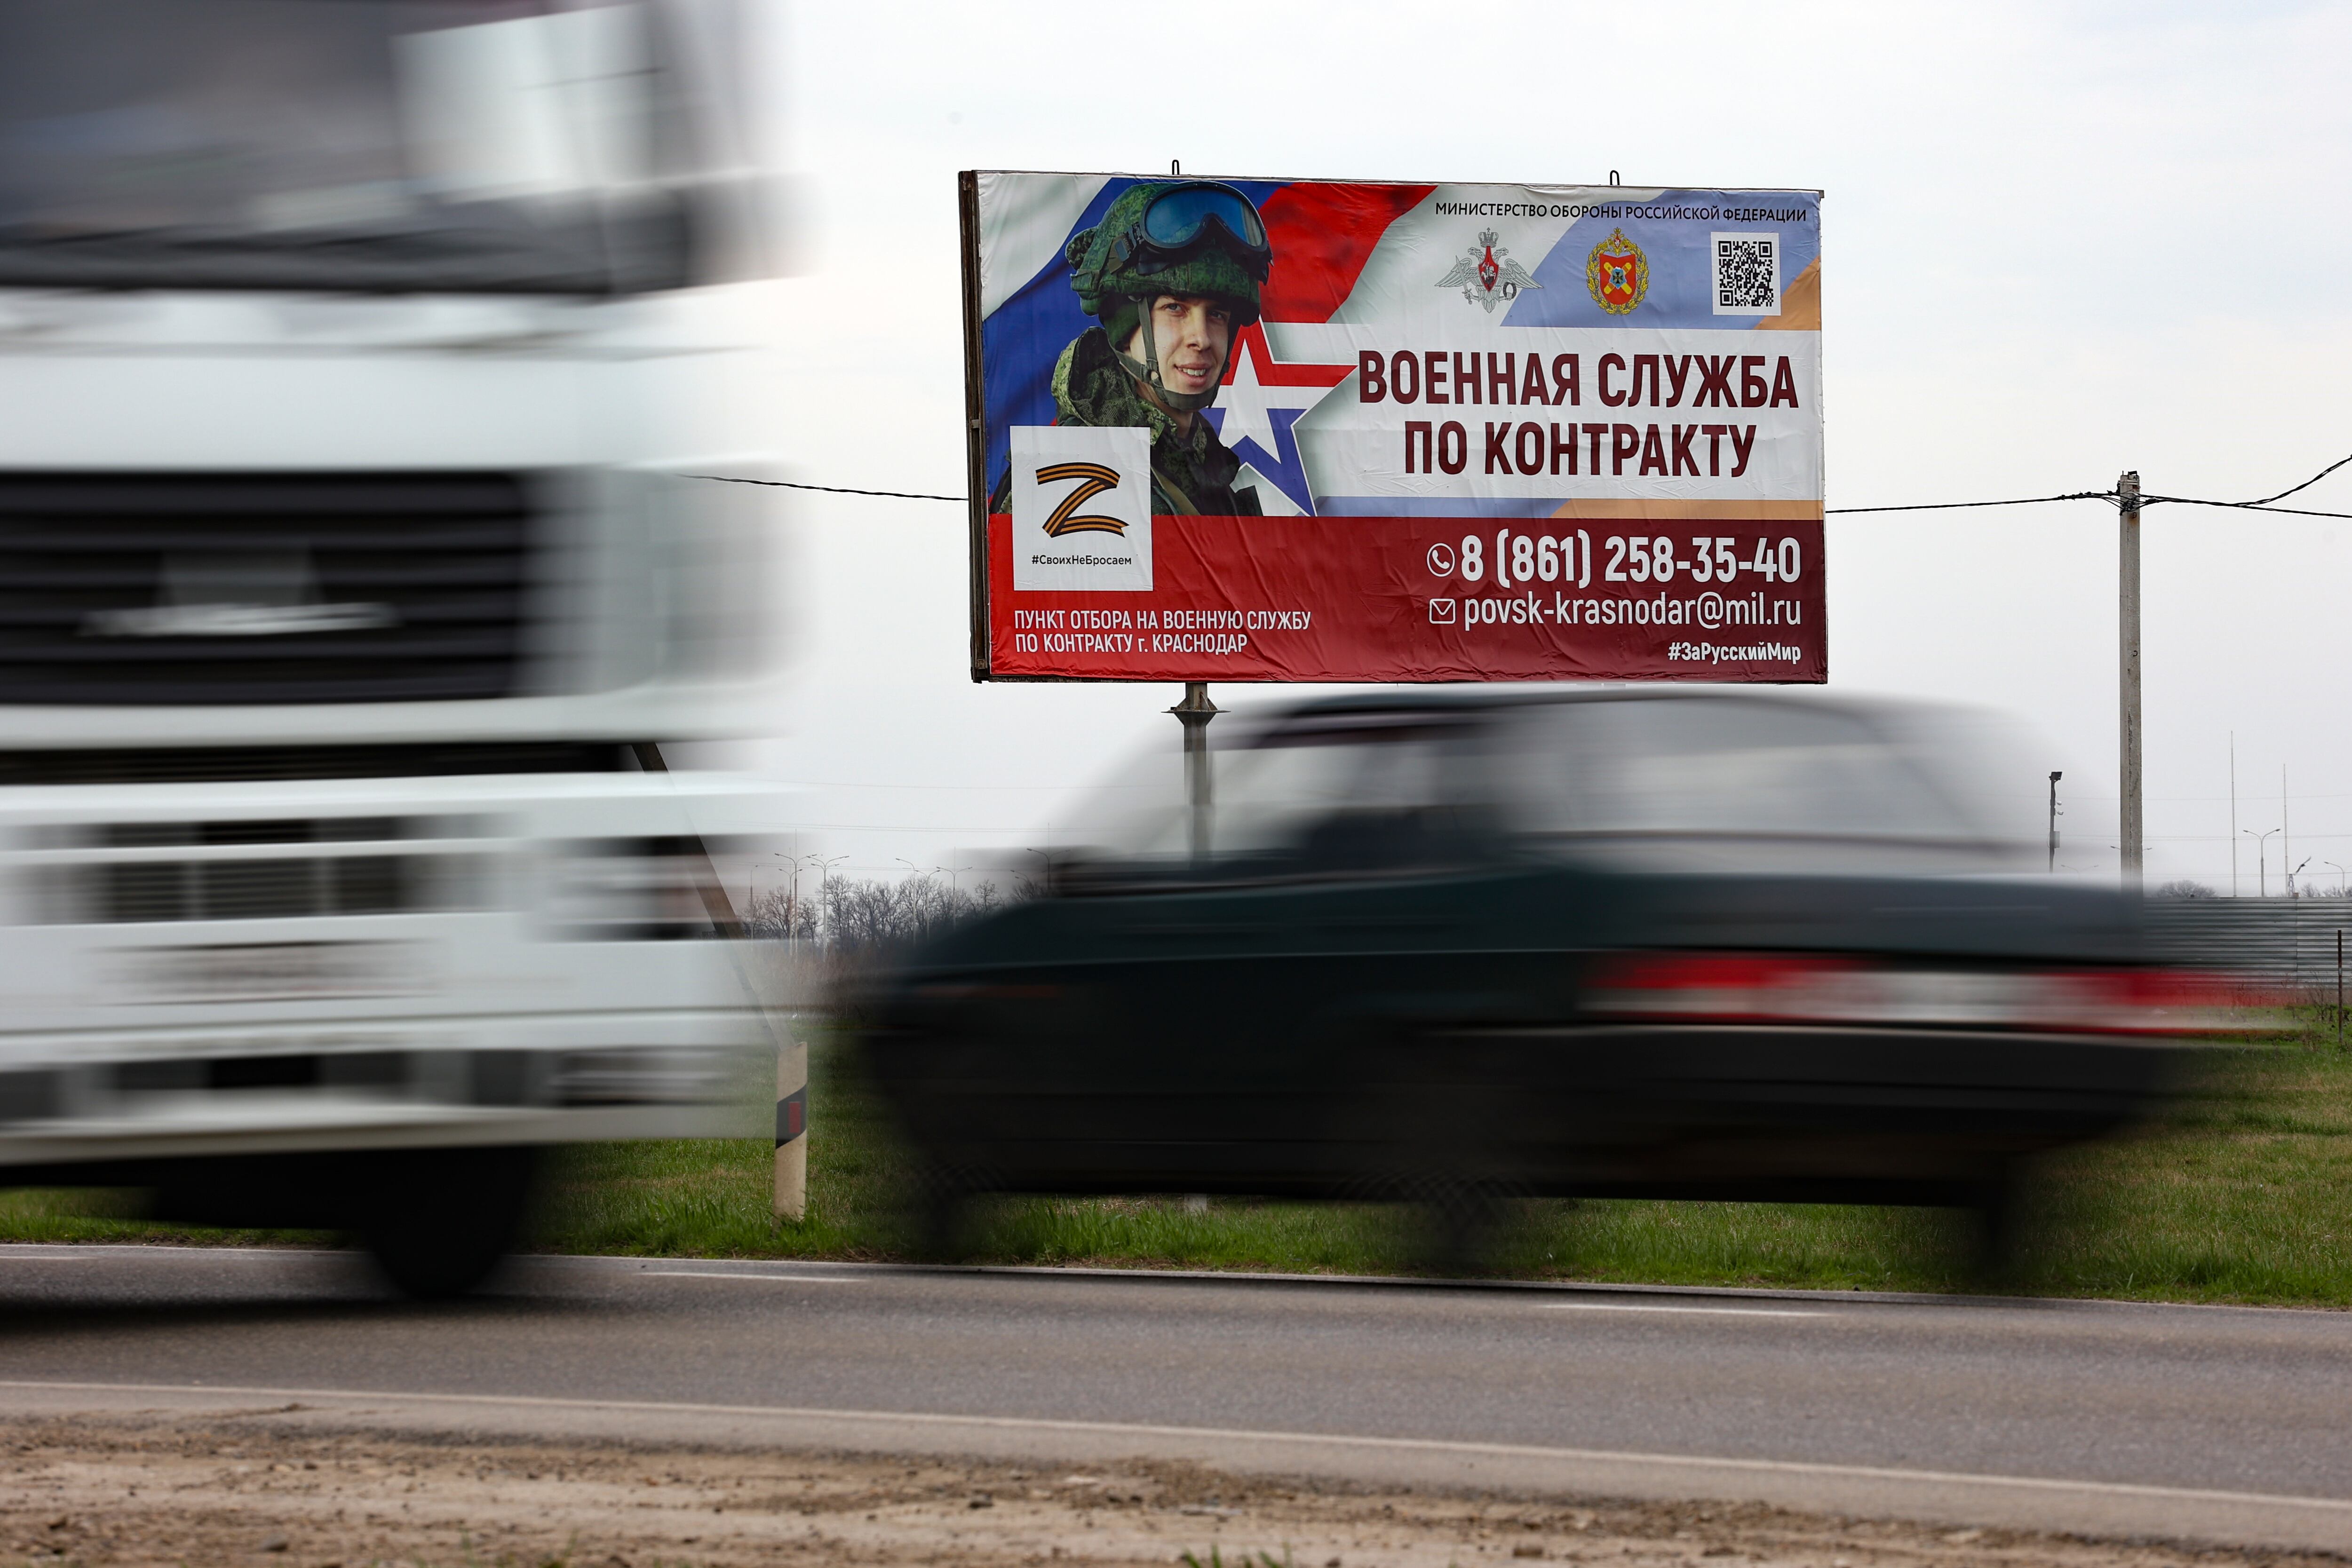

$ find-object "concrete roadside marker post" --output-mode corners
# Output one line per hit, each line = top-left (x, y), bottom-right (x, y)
(776, 1024), (809, 1220)
(629, 741), (808, 1220)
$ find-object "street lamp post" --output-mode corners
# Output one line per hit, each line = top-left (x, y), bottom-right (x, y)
(2245, 828), (2280, 898)
(771, 852), (804, 938)
(2327, 861), (2346, 899)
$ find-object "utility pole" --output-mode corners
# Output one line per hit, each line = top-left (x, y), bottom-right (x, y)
(2047, 771), (2063, 872)
(2117, 471), (2143, 891)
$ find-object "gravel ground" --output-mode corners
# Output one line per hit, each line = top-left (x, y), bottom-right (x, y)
(1, 1418), (2338, 1568)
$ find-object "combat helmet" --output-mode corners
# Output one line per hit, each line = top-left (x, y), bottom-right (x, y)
(1065, 180), (1271, 413)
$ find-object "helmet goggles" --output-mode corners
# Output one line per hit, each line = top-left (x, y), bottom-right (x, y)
(1108, 182), (1271, 282)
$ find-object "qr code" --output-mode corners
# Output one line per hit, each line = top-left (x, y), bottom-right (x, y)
(1711, 232), (1780, 316)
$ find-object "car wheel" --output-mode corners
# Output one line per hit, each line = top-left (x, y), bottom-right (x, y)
(900, 1162), (987, 1261)
(1391, 1170), (1521, 1273)
(1958, 1161), (2034, 1286)
(1351, 1038), (1528, 1274)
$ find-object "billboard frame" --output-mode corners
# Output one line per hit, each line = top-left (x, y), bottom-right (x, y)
(958, 170), (993, 683)
(958, 168), (1827, 686)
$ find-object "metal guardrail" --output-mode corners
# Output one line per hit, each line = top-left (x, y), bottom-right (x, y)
(2144, 898), (2352, 999)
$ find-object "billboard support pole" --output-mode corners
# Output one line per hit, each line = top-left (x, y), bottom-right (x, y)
(2118, 471), (2143, 891)
(2047, 770), (2062, 872)
(1171, 682), (1218, 864)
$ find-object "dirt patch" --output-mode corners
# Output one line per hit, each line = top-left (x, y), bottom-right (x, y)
(0, 1417), (2331, 1568)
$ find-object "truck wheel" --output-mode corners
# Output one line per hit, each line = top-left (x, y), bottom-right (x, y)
(355, 1145), (539, 1299)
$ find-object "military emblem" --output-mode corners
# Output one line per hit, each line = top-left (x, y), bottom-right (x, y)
(1435, 229), (1542, 313)
(1585, 228), (1649, 315)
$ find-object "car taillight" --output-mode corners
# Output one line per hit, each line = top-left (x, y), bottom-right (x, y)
(1583, 952), (2263, 1037)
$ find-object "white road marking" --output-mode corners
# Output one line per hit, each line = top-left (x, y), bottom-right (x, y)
(637, 1271), (866, 1283)
(1538, 1302), (1826, 1318)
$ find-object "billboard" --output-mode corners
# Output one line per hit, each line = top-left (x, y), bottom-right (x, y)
(959, 172), (1824, 683)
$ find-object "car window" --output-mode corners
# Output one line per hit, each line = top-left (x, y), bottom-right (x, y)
(1048, 696), (2039, 889)
(1498, 697), (2035, 871)
(1055, 712), (1505, 884)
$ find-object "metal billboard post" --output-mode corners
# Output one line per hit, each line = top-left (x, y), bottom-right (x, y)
(2047, 770), (2062, 872)
(1170, 682), (1218, 866)
(2118, 471), (2143, 891)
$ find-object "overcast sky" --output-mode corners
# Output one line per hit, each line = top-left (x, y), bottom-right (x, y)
(725, 0), (2352, 897)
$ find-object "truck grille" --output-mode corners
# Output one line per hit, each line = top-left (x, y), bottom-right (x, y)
(0, 742), (628, 786)
(26, 816), (485, 924)
(0, 472), (534, 705)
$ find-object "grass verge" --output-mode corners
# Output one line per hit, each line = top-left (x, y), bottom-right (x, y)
(0, 1185), (321, 1249)
(8, 1014), (2352, 1307)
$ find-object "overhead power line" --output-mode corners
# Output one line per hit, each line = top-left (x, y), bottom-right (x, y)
(1830, 450), (2352, 520)
(686, 449), (2352, 520)
(684, 474), (964, 502)
(2242, 451), (2352, 507)
(2138, 494), (2352, 521)
(1824, 492), (2109, 515)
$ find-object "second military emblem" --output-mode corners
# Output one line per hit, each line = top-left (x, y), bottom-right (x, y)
(1585, 227), (1649, 314)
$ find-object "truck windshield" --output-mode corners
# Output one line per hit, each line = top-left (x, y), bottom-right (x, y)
(0, 0), (708, 294)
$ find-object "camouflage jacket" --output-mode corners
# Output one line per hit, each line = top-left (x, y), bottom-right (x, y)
(1047, 328), (1262, 517)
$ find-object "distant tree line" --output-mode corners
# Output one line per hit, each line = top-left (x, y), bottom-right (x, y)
(742, 871), (1017, 961)
(2154, 879), (2352, 899)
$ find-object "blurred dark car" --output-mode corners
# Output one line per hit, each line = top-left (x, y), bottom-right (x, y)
(859, 690), (2234, 1252)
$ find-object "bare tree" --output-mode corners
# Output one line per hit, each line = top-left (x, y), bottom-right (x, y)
(744, 870), (1011, 968)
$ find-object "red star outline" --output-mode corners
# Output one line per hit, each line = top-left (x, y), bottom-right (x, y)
(1218, 323), (1353, 392)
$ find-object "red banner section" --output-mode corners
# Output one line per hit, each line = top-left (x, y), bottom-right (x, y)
(987, 514), (1824, 682)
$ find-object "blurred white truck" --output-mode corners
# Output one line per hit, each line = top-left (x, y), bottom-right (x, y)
(0, 0), (792, 1293)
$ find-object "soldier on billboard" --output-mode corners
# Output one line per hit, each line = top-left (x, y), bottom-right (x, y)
(997, 181), (1271, 516)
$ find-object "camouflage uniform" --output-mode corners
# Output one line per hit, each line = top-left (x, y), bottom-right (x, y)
(993, 181), (1270, 516)
(1051, 325), (1261, 516)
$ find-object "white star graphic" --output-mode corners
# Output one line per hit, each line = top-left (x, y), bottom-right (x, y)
(1214, 336), (1346, 459)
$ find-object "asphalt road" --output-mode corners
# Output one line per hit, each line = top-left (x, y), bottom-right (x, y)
(7, 1246), (2352, 1551)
